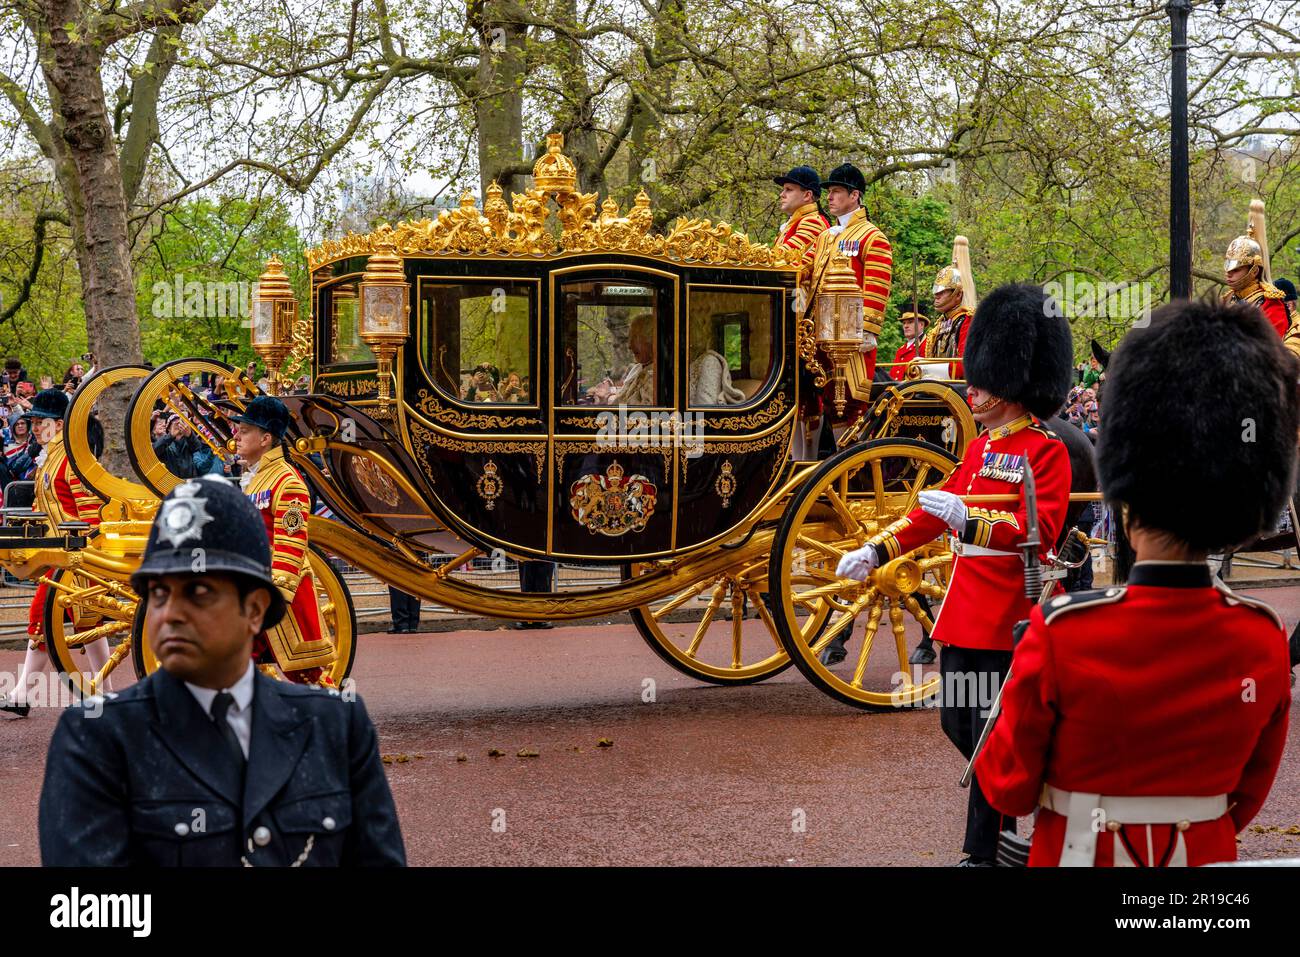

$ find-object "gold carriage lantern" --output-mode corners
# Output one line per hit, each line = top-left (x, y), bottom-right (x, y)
(815, 251), (865, 415)
(358, 235), (410, 411)
(251, 256), (298, 395)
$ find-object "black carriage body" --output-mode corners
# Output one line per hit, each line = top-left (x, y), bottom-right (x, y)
(309, 252), (798, 563)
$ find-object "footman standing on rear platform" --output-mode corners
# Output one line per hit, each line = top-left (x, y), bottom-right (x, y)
(975, 298), (1297, 866)
(836, 284), (1074, 865)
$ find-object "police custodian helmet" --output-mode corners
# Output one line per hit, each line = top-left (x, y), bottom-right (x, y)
(962, 282), (1074, 419)
(1098, 300), (1300, 551)
(130, 476), (287, 628)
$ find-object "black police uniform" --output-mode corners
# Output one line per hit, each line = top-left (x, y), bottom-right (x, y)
(38, 476), (406, 866)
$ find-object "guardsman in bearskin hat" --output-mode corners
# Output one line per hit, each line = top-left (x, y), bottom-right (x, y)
(1222, 199), (1288, 338)
(1, 389), (112, 716)
(926, 236), (976, 379)
(39, 476), (406, 865)
(230, 395), (336, 686)
(837, 283), (1074, 865)
(976, 299), (1297, 867)
(800, 163), (892, 417)
(890, 310), (929, 382)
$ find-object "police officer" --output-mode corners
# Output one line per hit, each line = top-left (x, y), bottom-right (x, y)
(230, 395), (336, 684)
(976, 299), (1296, 866)
(837, 283), (1074, 865)
(38, 476), (406, 866)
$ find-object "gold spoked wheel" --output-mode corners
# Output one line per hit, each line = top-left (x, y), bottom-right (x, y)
(132, 545), (357, 686)
(628, 549), (831, 685)
(770, 438), (958, 710)
(43, 567), (140, 699)
(126, 358), (260, 497)
(62, 364), (156, 503)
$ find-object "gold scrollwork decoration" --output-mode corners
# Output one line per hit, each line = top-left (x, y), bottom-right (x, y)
(409, 421), (545, 484)
(681, 427), (792, 485)
(554, 440), (672, 483)
(317, 378), (377, 399)
(705, 391), (787, 431)
(307, 134), (803, 273)
(414, 388), (534, 430)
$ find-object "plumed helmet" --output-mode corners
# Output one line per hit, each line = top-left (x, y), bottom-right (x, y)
(962, 283), (1073, 419)
(1098, 300), (1300, 551)
(130, 476), (286, 628)
(1224, 199), (1270, 281)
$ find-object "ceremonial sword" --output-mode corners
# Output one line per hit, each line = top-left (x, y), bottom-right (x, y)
(958, 461), (1046, 788)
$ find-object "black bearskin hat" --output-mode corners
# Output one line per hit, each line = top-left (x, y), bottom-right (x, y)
(1097, 300), (1299, 551)
(962, 283), (1073, 419)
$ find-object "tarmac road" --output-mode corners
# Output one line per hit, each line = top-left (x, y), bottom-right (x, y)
(2, 584), (1299, 867)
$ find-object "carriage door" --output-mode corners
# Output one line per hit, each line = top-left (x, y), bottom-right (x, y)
(550, 266), (678, 559)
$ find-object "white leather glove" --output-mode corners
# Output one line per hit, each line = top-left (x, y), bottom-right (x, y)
(862, 333), (877, 351)
(919, 489), (967, 534)
(836, 543), (880, 581)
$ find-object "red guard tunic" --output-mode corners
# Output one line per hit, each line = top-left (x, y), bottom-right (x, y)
(243, 446), (335, 682)
(1224, 281), (1289, 338)
(890, 338), (926, 381)
(28, 437), (103, 646)
(863, 414), (1070, 651)
(975, 562), (1291, 866)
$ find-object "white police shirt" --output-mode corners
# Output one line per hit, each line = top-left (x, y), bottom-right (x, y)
(184, 660), (254, 758)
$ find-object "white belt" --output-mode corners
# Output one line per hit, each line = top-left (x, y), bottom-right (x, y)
(952, 542), (1018, 558)
(1042, 785), (1229, 867)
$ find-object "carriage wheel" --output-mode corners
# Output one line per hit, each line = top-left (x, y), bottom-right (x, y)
(769, 438), (958, 710)
(43, 568), (139, 699)
(133, 546), (357, 686)
(126, 357), (260, 497)
(627, 551), (830, 685)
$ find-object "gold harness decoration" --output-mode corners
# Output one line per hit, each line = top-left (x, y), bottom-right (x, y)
(569, 461), (657, 537)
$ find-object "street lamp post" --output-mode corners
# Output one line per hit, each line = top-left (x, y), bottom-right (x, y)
(1167, 0), (1225, 300)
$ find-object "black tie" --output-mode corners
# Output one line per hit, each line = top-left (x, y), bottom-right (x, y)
(210, 691), (246, 769)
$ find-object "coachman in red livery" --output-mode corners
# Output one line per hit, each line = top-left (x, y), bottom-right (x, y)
(976, 299), (1298, 866)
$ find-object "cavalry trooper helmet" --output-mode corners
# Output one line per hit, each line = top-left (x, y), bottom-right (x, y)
(932, 262), (963, 296)
(962, 283), (1073, 420)
(1224, 231), (1264, 273)
(130, 476), (287, 628)
(1098, 300), (1299, 551)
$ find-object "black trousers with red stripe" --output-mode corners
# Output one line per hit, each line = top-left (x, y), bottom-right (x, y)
(939, 643), (1016, 862)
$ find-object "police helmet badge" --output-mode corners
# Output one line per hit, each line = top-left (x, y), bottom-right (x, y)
(157, 486), (214, 548)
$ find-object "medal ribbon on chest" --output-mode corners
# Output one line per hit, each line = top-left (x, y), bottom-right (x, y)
(249, 489), (273, 510)
(838, 238), (860, 257)
(977, 451), (1026, 484)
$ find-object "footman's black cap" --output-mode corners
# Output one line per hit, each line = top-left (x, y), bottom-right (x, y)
(821, 163), (867, 195)
(773, 166), (823, 197)
(228, 394), (289, 440)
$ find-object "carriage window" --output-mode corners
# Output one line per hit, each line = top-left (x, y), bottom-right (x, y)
(559, 278), (669, 407)
(327, 280), (374, 364)
(687, 288), (779, 406)
(420, 280), (535, 403)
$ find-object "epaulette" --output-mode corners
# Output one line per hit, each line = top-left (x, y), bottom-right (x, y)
(1042, 586), (1126, 625)
(1212, 578), (1284, 630)
(1029, 422), (1060, 441)
(1262, 281), (1286, 300)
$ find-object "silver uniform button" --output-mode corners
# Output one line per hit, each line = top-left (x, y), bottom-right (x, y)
(322, 816), (336, 831)
(253, 826), (272, 847)
(174, 822), (190, 837)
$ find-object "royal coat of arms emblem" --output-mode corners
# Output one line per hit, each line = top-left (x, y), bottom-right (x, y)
(569, 460), (657, 536)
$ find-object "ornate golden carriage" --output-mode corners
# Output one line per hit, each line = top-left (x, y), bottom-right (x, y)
(5, 135), (999, 710)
